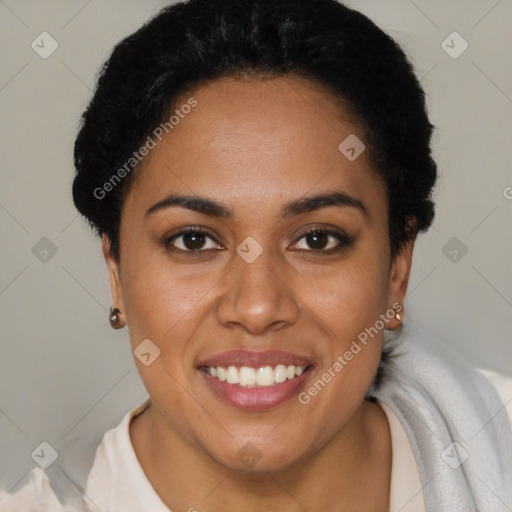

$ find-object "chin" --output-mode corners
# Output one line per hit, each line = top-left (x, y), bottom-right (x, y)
(205, 436), (312, 474)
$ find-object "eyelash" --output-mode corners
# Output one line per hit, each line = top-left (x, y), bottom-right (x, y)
(162, 226), (354, 255)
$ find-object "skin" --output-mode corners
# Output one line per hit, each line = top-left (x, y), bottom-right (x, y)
(103, 74), (414, 511)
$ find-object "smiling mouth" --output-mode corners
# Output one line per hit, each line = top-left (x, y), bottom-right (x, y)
(199, 364), (312, 387)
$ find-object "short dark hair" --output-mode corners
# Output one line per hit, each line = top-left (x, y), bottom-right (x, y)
(72, 0), (437, 263)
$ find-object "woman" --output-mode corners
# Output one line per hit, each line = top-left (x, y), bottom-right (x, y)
(2, 0), (511, 510)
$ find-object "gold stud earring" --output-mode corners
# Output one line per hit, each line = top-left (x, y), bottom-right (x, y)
(394, 304), (403, 324)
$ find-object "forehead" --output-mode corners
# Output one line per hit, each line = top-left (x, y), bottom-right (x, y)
(124, 75), (385, 216)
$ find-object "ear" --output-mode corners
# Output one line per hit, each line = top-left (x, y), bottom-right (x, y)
(102, 233), (125, 313)
(386, 238), (415, 328)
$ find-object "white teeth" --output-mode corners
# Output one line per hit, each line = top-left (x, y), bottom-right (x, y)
(226, 365), (238, 384)
(257, 366), (275, 386)
(274, 364), (287, 383)
(204, 364), (307, 387)
(217, 366), (227, 381)
(239, 367), (256, 387)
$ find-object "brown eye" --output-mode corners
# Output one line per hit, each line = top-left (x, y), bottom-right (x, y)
(163, 228), (221, 252)
(293, 228), (353, 253)
(181, 231), (207, 250)
(305, 231), (329, 250)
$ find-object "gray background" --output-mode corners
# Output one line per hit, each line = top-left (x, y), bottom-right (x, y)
(1, 0), (511, 495)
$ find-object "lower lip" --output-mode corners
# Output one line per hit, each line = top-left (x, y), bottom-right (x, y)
(199, 367), (313, 411)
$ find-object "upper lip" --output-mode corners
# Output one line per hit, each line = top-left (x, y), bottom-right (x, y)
(197, 350), (313, 369)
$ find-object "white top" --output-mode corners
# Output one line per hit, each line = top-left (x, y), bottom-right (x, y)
(1, 369), (511, 512)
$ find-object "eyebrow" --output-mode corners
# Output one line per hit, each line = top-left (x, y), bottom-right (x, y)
(144, 190), (367, 219)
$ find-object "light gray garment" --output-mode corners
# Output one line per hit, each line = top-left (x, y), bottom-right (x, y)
(371, 321), (512, 512)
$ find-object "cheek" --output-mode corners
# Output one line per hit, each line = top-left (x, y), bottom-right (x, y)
(294, 260), (388, 439)
(121, 251), (198, 333)
(297, 252), (390, 339)
(294, 246), (390, 401)
(119, 257), (209, 417)
(120, 252), (222, 378)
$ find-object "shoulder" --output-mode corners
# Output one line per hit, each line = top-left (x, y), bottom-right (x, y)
(0, 398), (151, 512)
(477, 367), (512, 425)
(0, 466), (76, 512)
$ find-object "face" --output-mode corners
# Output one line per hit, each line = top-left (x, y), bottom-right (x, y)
(104, 75), (413, 472)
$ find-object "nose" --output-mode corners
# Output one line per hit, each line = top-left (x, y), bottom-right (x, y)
(215, 246), (301, 336)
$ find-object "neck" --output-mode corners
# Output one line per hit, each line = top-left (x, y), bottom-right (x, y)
(130, 399), (391, 512)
